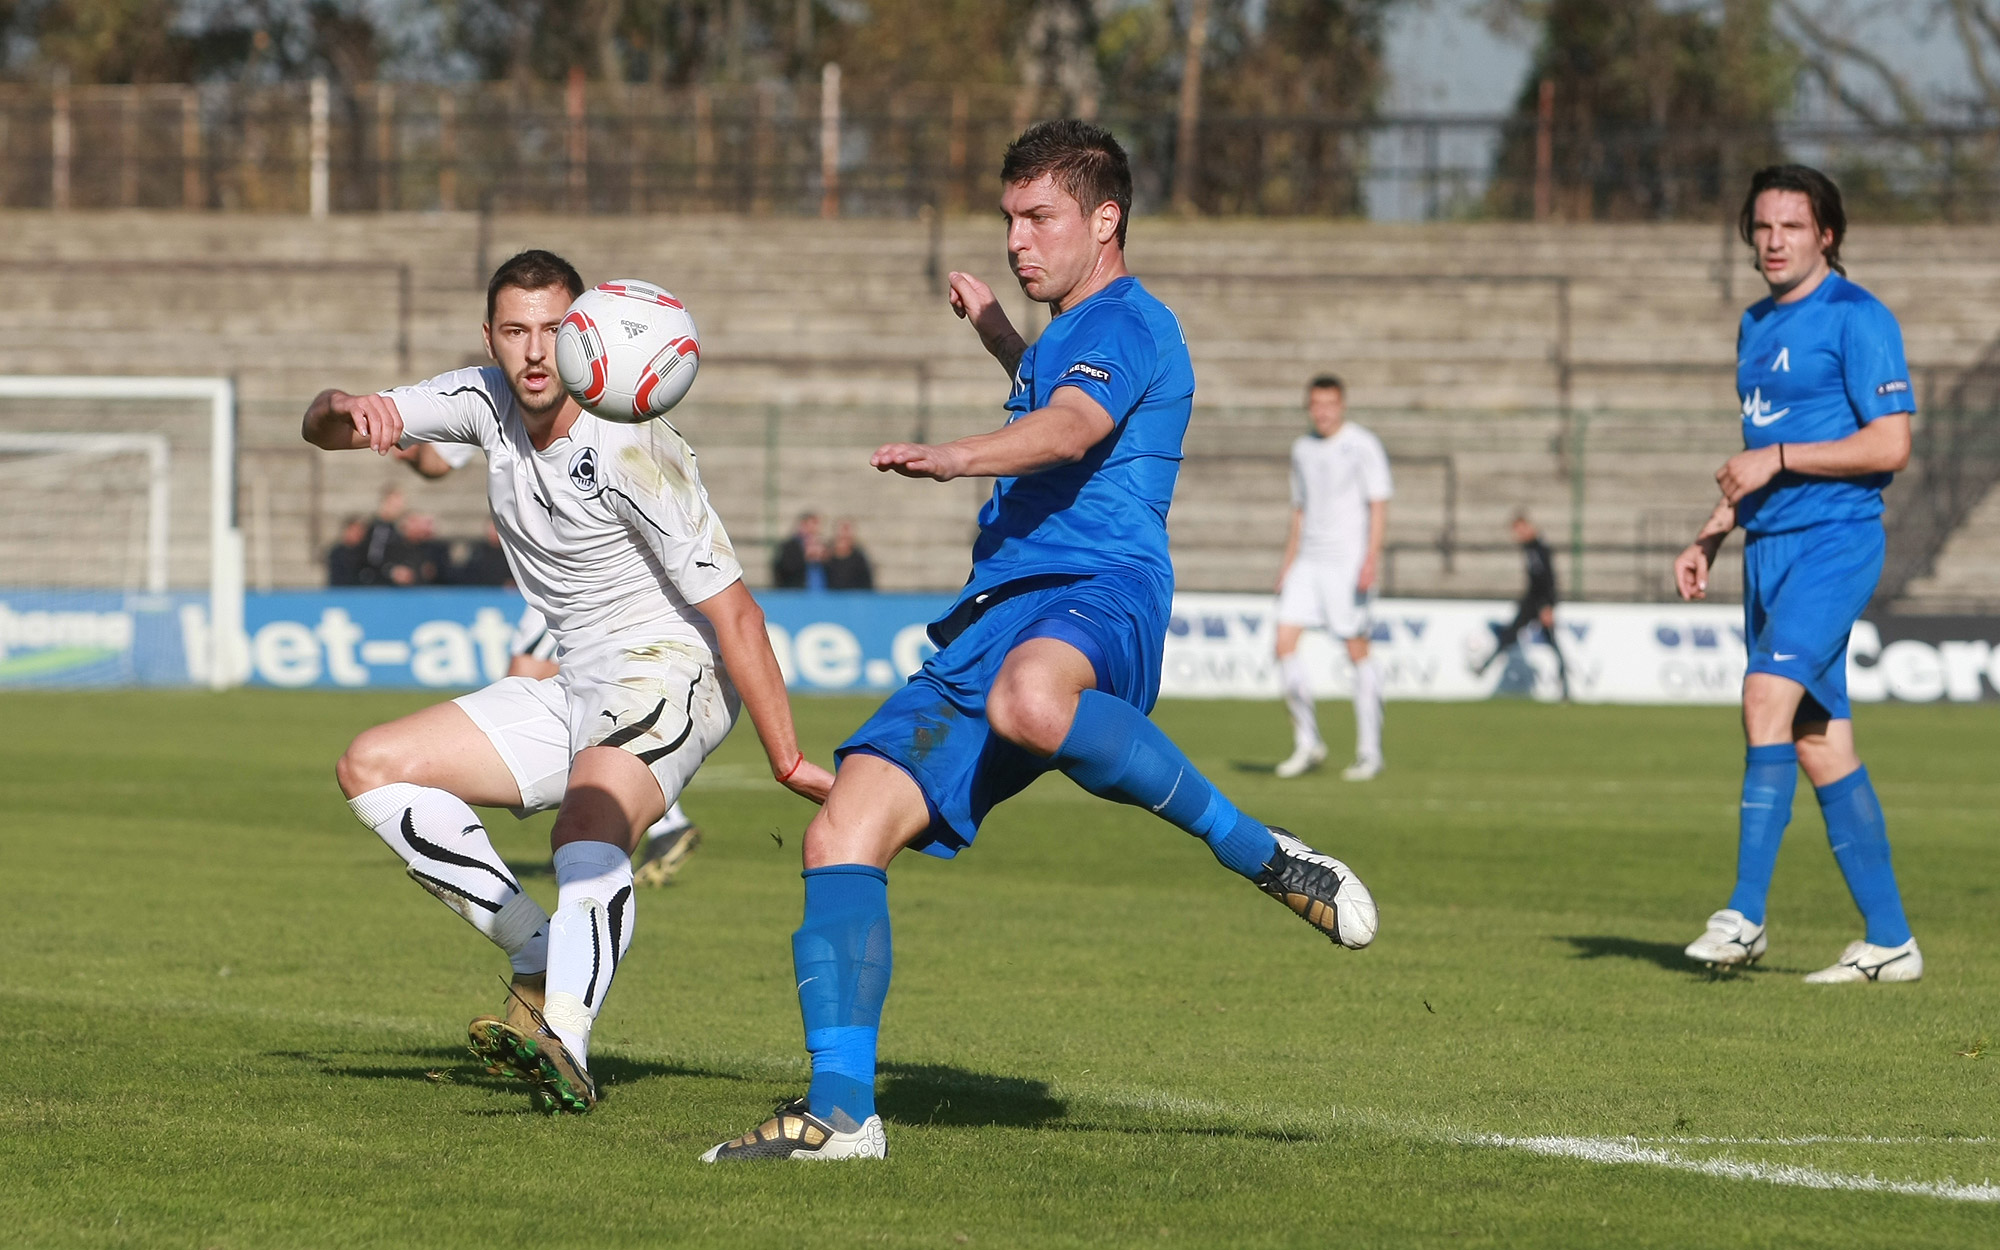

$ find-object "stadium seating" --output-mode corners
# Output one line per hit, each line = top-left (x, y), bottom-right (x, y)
(0, 211), (1995, 602)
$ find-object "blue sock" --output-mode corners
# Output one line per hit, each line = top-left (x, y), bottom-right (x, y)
(793, 864), (892, 1130)
(1725, 743), (1797, 925)
(1817, 767), (1912, 947)
(1051, 689), (1278, 880)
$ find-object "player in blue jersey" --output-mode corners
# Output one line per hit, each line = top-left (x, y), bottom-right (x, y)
(701, 121), (1378, 1162)
(1675, 165), (1920, 984)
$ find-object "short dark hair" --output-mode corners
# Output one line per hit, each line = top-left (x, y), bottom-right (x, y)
(1739, 165), (1847, 277)
(1001, 119), (1133, 248)
(1307, 374), (1344, 395)
(486, 249), (585, 322)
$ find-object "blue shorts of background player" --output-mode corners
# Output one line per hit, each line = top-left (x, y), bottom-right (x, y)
(1741, 519), (1883, 723)
(840, 572), (1165, 855)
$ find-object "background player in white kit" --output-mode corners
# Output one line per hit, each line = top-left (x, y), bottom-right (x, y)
(1273, 375), (1392, 781)
(302, 250), (832, 1113)
(403, 444), (704, 886)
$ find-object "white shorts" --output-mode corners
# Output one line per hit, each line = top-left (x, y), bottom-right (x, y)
(454, 637), (739, 817)
(1277, 560), (1373, 640)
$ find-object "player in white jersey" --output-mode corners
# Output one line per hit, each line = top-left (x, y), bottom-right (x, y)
(302, 250), (832, 1113)
(1273, 375), (1392, 781)
(401, 440), (705, 885)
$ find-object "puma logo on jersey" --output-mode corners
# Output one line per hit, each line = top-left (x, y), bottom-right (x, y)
(1770, 347), (1790, 372)
(531, 488), (556, 517)
(1743, 387), (1790, 427)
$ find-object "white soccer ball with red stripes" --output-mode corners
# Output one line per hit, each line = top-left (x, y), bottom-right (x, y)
(554, 279), (701, 423)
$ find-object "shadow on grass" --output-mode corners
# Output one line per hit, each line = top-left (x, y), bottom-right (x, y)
(1560, 935), (1775, 980)
(504, 857), (554, 880)
(873, 1063), (1324, 1143)
(1229, 761), (1284, 775)
(267, 1045), (744, 1094)
(877, 1063), (1066, 1128)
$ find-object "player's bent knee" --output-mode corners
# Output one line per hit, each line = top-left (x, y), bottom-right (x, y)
(336, 727), (413, 798)
(986, 682), (1067, 757)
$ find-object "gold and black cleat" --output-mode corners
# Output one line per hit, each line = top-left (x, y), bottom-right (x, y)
(1255, 827), (1379, 949)
(633, 824), (702, 887)
(700, 1098), (887, 1161)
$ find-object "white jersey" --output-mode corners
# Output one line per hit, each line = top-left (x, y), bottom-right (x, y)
(432, 441), (479, 471)
(386, 366), (741, 660)
(1290, 422), (1392, 567)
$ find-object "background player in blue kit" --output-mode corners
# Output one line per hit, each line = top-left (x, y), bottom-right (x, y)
(702, 121), (1378, 1162)
(1675, 165), (1921, 984)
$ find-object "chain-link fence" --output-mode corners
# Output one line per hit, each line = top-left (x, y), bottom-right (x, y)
(3, 79), (1999, 220)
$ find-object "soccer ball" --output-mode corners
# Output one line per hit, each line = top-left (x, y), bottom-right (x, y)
(554, 279), (701, 423)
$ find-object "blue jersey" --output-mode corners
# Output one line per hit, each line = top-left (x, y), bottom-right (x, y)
(1734, 272), (1914, 533)
(957, 275), (1196, 609)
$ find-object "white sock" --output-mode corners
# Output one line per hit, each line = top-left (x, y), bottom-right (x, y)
(1353, 657), (1384, 764)
(348, 783), (548, 974)
(544, 841), (636, 1068)
(1279, 654), (1320, 752)
(645, 801), (693, 841)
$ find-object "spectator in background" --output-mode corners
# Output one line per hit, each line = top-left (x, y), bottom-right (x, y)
(359, 488), (415, 585)
(451, 520), (514, 586)
(772, 511), (825, 589)
(824, 518), (874, 590)
(327, 516), (369, 586)
(400, 513), (450, 585)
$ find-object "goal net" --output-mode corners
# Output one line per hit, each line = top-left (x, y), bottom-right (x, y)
(0, 378), (242, 689)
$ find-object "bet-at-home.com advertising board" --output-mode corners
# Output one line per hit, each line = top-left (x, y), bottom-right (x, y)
(3, 589), (1998, 705)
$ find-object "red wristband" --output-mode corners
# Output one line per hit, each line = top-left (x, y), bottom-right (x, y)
(778, 755), (805, 783)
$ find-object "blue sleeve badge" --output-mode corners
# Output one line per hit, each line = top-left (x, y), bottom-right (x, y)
(1063, 362), (1112, 383)
(1875, 379), (1909, 396)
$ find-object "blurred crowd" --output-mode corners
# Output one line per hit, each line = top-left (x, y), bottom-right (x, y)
(326, 488), (511, 587)
(772, 512), (873, 591)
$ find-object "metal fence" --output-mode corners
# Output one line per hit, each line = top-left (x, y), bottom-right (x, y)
(3, 79), (1999, 220)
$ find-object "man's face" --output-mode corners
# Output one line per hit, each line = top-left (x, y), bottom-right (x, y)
(1002, 174), (1116, 307)
(1307, 387), (1345, 437)
(1511, 518), (1534, 543)
(1750, 189), (1832, 292)
(483, 284), (573, 417)
(378, 489), (406, 522)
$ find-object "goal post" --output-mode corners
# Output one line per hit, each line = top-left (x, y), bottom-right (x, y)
(0, 376), (242, 690)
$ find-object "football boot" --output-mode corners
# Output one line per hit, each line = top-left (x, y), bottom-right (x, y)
(1256, 828), (1377, 949)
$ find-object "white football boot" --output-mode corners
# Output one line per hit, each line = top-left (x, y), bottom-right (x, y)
(1684, 909), (1767, 967)
(1803, 937), (1923, 984)
(1256, 829), (1378, 949)
(701, 1099), (888, 1162)
(1275, 741), (1328, 779)
(1341, 756), (1383, 782)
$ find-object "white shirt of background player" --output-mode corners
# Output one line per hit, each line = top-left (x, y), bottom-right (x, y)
(1272, 379), (1392, 780)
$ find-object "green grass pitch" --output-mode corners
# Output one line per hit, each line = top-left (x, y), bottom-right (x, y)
(4, 690), (1999, 1248)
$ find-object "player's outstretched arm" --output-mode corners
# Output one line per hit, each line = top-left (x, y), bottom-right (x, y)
(872, 387), (1113, 482)
(1674, 500), (1736, 601)
(691, 580), (834, 804)
(302, 389), (405, 455)
(947, 271), (1028, 377)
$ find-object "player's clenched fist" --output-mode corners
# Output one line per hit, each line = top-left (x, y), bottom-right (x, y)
(306, 388), (405, 456)
(1673, 543), (1710, 601)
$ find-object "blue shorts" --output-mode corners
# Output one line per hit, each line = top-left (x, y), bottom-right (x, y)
(1742, 519), (1883, 723)
(837, 573), (1166, 858)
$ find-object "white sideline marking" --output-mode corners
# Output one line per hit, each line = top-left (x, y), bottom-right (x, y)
(1078, 1087), (2000, 1204)
(1470, 1134), (2000, 1204)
